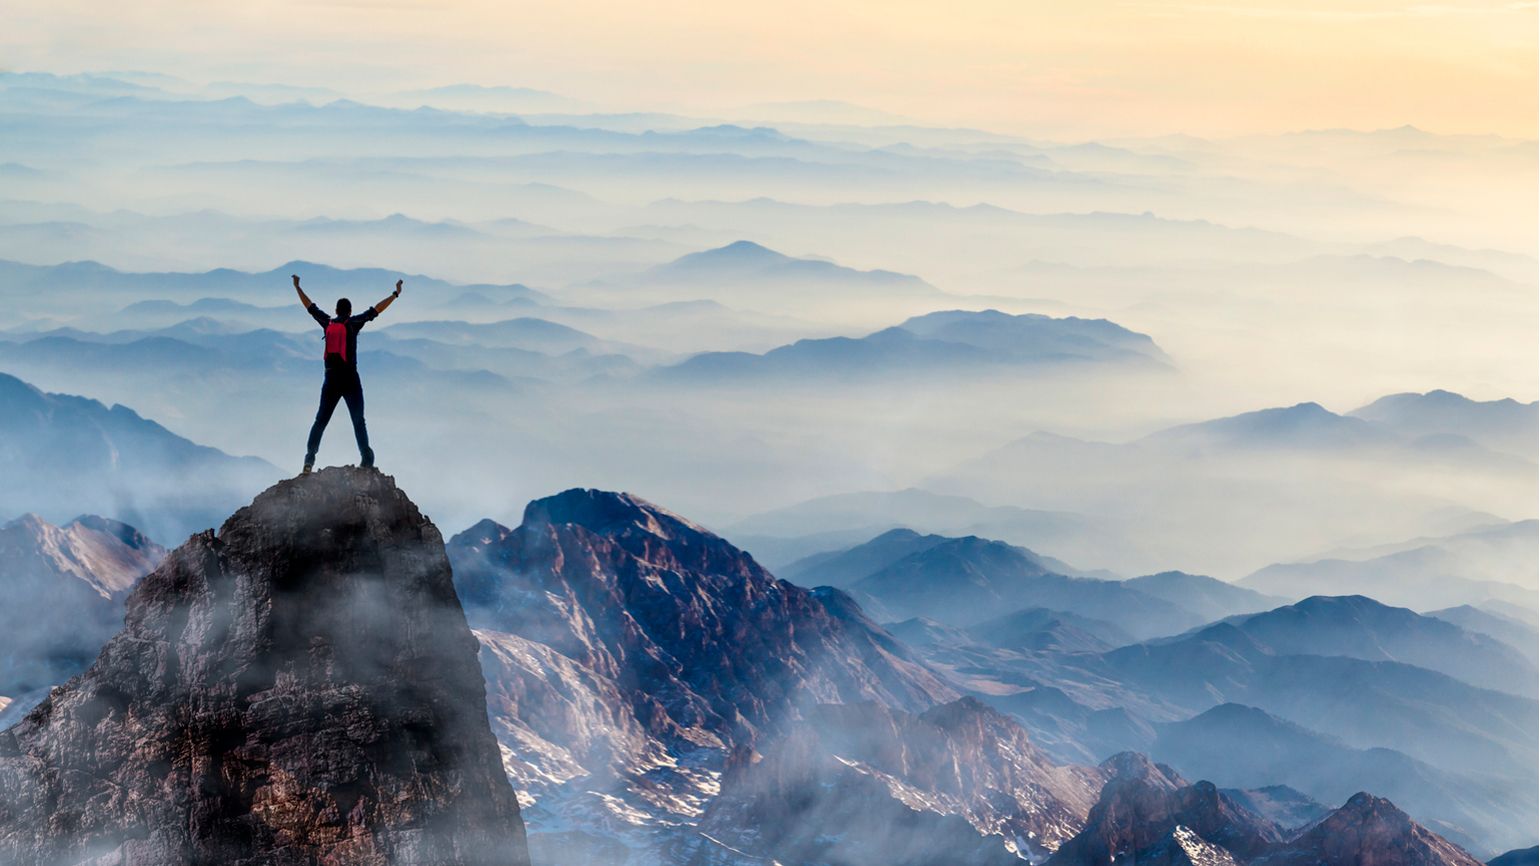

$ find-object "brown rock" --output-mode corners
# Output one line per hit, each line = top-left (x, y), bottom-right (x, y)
(1258, 792), (1485, 866)
(0, 467), (530, 866)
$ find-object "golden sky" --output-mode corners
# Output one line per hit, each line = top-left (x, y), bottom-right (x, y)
(5, 0), (1536, 138)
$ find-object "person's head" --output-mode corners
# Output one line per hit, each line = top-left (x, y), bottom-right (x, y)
(335, 298), (352, 319)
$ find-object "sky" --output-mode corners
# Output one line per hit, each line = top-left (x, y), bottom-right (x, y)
(4, 0), (1535, 139)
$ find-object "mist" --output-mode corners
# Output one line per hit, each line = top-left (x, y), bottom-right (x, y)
(0, 62), (1535, 864)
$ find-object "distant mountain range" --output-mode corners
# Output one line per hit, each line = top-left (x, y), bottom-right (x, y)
(1351, 389), (1537, 458)
(0, 372), (278, 543)
(1150, 703), (1533, 854)
(1201, 595), (1536, 697)
(787, 528), (1275, 640)
(726, 487), (1101, 571)
(581, 239), (947, 320)
(1097, 599), (1537, 782)
(1242, 520), (1537, 611)
(1426, 604), (1538, 663)
(968, 607), (1136, 654)
(2, 316), (642, 387)
(931, 394), (1535, 576)
(848, 534), (1199, 638)
(1124, 571), (1285, 623)
(661, 308), (1169, 382)
(380, 316), (651, 359)
(881, 590), (1536, 853)
(0, 258), (551, 320)
(1142, 400), (1531, 469)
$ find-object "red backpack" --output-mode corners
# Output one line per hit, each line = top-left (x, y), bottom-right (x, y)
(324, 321), (348, 363)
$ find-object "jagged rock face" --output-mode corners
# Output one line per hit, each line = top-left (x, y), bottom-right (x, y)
(0, 513), (166, 709)
(1051, 757), (1488, 866)
(684, 727), (1023, 866)
(448, 489), (958, 853)
(1259, 792), (1485, 866)
(689, 697), (1105, 865)
(1048, 753), (1282, 865)
(1141, 826), (1240, 866)
(449, 489), (953, 755)
(0, 467), (530, 866)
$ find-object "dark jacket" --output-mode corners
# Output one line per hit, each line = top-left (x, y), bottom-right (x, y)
(308, 303), (378, 372)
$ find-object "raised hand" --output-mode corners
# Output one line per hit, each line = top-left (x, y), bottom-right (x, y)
(292, 274), (301, 288)
(394, 279), (403, 296)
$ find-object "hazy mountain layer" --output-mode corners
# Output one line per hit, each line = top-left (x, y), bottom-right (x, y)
(0, 372), (279, 543)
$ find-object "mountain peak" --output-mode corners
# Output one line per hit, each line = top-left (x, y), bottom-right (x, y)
(455, 516), (513, 546)
(0, 467), (531, 865)
(1100, 750), (1187, 788)
(673, 239), (788, 266)
(1275, 791), (1484, 866)
(1052, 752), (1280, 864)
(3, 512), (49, 534)
(520, 487), (712, 543)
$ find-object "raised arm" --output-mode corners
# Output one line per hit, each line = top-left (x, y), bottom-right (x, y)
(292, 273), (315, 309)
(372, 279), (403, 316)
(294, 274), (330, 327)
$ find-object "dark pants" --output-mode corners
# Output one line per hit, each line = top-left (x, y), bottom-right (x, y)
(305, 368), (373, 467)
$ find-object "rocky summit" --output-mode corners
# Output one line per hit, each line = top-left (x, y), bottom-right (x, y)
(0, 467), (530, 866)
(1258, 792), (1485, 866)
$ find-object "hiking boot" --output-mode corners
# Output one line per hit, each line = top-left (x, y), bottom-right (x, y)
(301, 463), (313, 476)
(360, 447), (375, 469)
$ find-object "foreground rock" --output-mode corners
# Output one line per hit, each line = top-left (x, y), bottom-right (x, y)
(0, 467), (530, 866)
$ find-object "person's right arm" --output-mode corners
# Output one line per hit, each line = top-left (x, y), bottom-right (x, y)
(294, 274), (328, 327)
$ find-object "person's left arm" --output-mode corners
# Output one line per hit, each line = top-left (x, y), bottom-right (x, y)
(361, 279), (403, 322)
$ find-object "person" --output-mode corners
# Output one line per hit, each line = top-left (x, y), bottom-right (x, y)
(292, 273), (402, 474)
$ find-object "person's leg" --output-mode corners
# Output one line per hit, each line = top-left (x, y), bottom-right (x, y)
(342, 376), (374, 467)
(304, 377), (344, 470)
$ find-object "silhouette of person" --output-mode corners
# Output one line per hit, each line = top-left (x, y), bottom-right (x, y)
(293, 273), (402, 474)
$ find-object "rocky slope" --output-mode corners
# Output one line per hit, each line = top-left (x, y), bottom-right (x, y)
(1048, 753), (1283, 865)
(449, 490), (962, 857)
(1256, 793), (1485, 866)
(0, 467), (530, 866)
(686, 697), (1105, 864)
